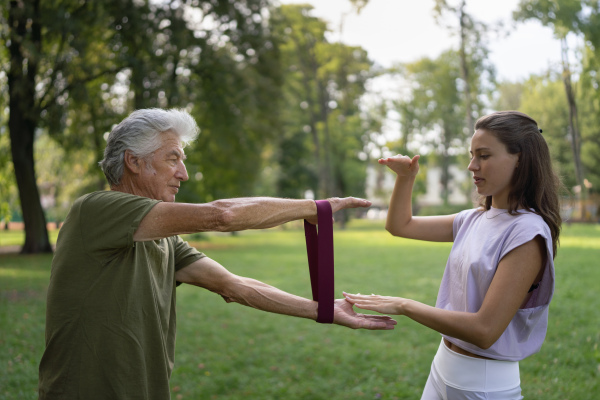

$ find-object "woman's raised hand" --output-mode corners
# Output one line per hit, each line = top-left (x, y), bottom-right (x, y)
(378, 154), (420, 177)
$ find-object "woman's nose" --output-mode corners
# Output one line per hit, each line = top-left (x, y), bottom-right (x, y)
(468, 158), (478, 171)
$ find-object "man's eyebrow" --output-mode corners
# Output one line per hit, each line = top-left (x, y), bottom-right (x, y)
(167, 150), (186, 160)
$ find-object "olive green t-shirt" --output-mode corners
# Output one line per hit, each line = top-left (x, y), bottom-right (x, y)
(39, 191), (205, 400)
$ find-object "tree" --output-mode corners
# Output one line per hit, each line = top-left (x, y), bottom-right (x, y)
(272, 5), (331, 199)
(423, 0), (494, 205)
(1, 0), (282, 253)
(272, 4), (373, 207)
(433, 0), (495, 137)
(393, 51), (469, 205)
(514, 0), (599, 218)
(517, 73), (576, 188)
(579, 46), (600, 195)
(7, 0), (53, 253)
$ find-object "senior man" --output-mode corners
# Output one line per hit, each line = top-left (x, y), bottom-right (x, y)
(38, 108), (396, 400)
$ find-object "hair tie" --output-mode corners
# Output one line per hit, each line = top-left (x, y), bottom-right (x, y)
(538, 128), (543, 133)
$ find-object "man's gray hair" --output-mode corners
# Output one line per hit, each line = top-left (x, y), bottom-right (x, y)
(99, 108), (199, 186)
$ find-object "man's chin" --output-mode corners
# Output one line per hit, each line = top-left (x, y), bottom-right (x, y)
(161, 194), (177, 202)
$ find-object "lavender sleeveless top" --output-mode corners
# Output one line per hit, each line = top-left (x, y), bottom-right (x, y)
(437, 207), (555, 361)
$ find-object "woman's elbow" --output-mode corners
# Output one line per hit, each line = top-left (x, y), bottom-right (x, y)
(385, 223), (403, 237)
(385, 216), (413, 238)
(472, 325), (502, 349)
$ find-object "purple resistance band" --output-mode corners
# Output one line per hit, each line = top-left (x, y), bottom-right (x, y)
(303, 200), (334, 324)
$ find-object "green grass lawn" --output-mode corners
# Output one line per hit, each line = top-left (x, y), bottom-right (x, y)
(1, 221), (599, 399)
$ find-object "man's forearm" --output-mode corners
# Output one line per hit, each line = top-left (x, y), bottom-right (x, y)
(135, 197), (316, 241)
(223, 275), (319, 320)
(207, 197), (317, 231)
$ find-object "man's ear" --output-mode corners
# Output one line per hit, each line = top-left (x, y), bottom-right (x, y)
(123, 150), (142, 174)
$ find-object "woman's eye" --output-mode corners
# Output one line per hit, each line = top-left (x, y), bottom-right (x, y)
(480, 155), (490, 159)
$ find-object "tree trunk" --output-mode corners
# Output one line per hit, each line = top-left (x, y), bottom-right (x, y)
(459, 0), (475, 135)
(440, 124), (451, 206)
(561, 38), (587, 219)
(317, 80), (334, 198)
(8, 0), (52, 254)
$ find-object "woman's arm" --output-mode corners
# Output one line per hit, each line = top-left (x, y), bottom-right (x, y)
(380, 155), (455, 242)
(344, 236), (545, 348)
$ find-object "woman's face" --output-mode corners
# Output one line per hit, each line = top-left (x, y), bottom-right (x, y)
(468, 129), (520, 209)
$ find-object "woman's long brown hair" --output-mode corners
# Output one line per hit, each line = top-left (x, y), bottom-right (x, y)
(474, 111), (562, 258)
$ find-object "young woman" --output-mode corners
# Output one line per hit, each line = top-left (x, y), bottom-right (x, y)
(345, 111), (562, 399)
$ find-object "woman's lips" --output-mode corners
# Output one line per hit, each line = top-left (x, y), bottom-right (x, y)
(473, 176), (484, 185)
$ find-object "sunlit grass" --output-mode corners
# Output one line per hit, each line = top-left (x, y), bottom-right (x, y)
(0, 221), (598, 399)
(0, 229), (60, 248)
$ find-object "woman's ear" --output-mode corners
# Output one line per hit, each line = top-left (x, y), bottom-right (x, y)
(123, 150), (142, 174)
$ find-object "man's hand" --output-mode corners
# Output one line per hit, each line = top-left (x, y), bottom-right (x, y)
(332, 299), (397, 330)
(306, 197), (371, 225)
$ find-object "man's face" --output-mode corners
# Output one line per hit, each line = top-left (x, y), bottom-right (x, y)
(137, 131), (189, 202)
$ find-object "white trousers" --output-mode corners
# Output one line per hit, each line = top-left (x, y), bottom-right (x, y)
(421, 340), (523, 400)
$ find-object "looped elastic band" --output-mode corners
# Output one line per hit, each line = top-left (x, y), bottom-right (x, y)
(303, 200), (335, 323)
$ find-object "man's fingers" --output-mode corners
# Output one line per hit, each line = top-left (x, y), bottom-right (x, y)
(327, 197), (371, 212)
(363, 314), (396, 322)
(362, 316), (397, 330)
(343, 197), (371, 208)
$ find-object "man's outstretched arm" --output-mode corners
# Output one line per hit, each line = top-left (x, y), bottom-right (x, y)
(175, 257), (396, 330)
(134, 197), (371, 241)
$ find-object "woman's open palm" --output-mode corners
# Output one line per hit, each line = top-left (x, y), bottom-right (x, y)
(378, 154), (420, 177)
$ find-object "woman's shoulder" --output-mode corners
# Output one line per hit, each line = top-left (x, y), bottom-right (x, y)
(455, 207), (484, 224)
(512, 209), (550, 231)
(452, 208), (485, 236)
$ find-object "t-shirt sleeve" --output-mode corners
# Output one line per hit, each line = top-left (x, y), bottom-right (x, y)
(79, 191), (159, 255)
(173, 235), (206, 272)
(452, 209), (470, 240)
(499, 214), (555, 307)
(499, 215), (552, 261)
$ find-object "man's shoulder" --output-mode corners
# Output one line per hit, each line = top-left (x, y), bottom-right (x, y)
(75, 190), (157, 208)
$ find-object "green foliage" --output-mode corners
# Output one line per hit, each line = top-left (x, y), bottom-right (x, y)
(513, 0), (600, 197)
(518, 73), (577, 189)
(3, 0), (600, 244)
(513, 0), (583, 38)
(1, 222), (599, 399)
(0, 107), (17, 224)
(271, 5), (372, 202)
(393, 51), (470, 204)
(578, 46), (600, 192)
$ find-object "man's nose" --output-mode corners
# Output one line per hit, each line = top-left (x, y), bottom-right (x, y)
(176, 161), (189, 181)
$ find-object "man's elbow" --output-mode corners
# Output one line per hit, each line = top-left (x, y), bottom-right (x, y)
(217, 276), (248, 305)
(207, 203), (236, 232)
